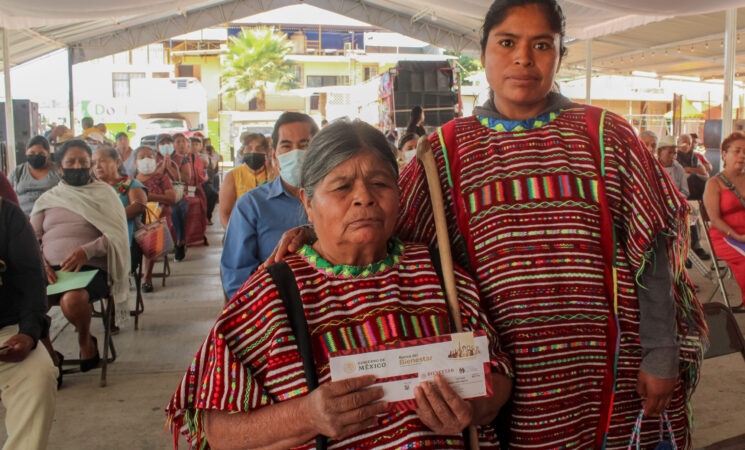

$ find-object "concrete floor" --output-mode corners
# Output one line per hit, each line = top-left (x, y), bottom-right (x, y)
(0, 222), (744, 449)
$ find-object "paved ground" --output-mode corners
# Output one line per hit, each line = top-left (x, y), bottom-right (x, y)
(0, 222), (743, 449)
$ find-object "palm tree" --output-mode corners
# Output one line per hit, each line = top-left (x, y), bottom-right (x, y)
(220, 27), (296, 110)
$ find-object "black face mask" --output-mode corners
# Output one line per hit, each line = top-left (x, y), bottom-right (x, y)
(243, 153), (266, 170)
(61, 168), (91, 186)
(27, 154), (47, 169)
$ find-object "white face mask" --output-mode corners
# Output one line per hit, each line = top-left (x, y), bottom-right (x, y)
(159, 144), (174, 155)
(137, 157), (157, 175)
(403, 149), (417, 163)
(277, 149), (307, 187)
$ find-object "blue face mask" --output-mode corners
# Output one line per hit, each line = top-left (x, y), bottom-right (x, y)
(277, 149), (306, 187)
(159, 144), (174, 155)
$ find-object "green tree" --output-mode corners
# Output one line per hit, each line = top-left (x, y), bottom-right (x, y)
(444, 50), (483, 86)
(221, 27), (295, 110)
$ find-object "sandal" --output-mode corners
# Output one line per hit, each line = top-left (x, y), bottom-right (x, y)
(732, 304), (745, 314)
(80, 336), (100, 372)
(54, 351), (64, 390)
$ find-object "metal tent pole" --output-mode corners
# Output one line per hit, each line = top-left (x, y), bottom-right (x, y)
(68, 47), (75, 135)
(722, 9), (737, 141)
(585, 39), (592, 105)
(2, 28), (15, 173)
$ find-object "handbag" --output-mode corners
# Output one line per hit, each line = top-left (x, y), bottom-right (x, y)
(627, 408), (677, 450)
(168, 158), (186, 202)
(134, 205), (174, 259)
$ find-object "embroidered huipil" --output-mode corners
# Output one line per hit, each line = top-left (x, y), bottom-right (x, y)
(167, 240), (513, 449)
(397, 108), (706, 449)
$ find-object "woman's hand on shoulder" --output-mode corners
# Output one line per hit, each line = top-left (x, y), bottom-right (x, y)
(303, 374), (387, 440)
(259, 225), (315, 270)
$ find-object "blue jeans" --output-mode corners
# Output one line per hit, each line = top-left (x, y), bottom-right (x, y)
(171, 198), (189, 242)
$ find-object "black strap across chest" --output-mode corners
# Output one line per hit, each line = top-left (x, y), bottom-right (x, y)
(717, 172), (745, 210)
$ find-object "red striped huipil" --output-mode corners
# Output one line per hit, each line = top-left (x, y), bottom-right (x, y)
(397, 107), (706, 449)
(166, 241), (513, 449)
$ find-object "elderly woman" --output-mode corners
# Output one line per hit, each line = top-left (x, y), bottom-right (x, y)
(218, 133), (276, 229)
(92, 147), (147, 245)
(134, 145), (177, 292)
(272, 1), (707, 447)
(31, 140), (130, 371)
(8, 135), (61, 216)
(704, 131), (745, 312)
(167, 121), (512, 449)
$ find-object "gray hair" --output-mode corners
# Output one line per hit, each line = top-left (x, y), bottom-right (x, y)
(94, 145), (119, 162)
(301, 120), (398, 201)
(640, 130), (658, 144)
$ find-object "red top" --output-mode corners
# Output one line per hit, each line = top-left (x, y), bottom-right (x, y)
(710, 187), (745, 242)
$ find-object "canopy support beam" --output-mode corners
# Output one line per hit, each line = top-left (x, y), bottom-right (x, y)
(68, 47), (74, 135)
(3, 28), (15, 173)
(585, 39), (592, 105)
(722, 8), (737, 140)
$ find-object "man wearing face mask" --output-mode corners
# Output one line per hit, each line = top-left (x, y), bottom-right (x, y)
(218, 133), (276, 229)
(9, 136), (61, 216)
(220, 112), (318, 300)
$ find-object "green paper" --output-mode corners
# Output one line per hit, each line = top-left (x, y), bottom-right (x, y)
(46, 270), (99, 296)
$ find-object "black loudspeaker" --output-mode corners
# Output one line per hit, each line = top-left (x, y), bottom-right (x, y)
(0, 99), (41, 165)
(703, 120), (721, 149)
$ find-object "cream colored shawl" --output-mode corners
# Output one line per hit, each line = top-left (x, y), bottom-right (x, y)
(32, 180), (131, 321)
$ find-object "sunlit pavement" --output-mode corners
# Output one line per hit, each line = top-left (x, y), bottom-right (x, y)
(0, 221), (742, 449)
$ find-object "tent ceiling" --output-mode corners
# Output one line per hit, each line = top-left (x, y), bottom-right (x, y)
(0, 0), (743, 79)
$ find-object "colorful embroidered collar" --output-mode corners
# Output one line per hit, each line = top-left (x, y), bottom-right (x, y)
(478, 110), (560, 132)
(299, 238), (404, 278)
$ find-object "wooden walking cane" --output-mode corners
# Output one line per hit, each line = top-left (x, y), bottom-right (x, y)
(416, 136), (480, 450)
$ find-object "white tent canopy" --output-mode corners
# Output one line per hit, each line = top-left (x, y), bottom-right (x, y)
(0, 0), (743, 69)
(0, 0), (742, 170)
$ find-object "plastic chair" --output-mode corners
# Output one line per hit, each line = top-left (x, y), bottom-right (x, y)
(61, 295), (117, 387)
(151, 253), (171, 287)
(695, 202), (734, 307)
(130, 241), (145, 330)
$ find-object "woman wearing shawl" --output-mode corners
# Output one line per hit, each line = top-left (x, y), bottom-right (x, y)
(31, 140), (130, 372)
(270, 1), (707, 447)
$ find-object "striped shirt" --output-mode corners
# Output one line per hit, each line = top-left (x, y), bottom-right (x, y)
(167, 240), (512, 449)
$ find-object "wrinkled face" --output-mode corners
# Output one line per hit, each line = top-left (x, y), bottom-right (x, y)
(92, 151), (120, 182)
(658, 146), (677, 167)
(60, 147), (91, 169)
(641, 135), (657, 153)
(723, 139), (745, 171)
(303, 151), (400, 256)
(677, 135), (692, 153)
(174, 136), (188, 155)
(481, 4), (561, 116)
